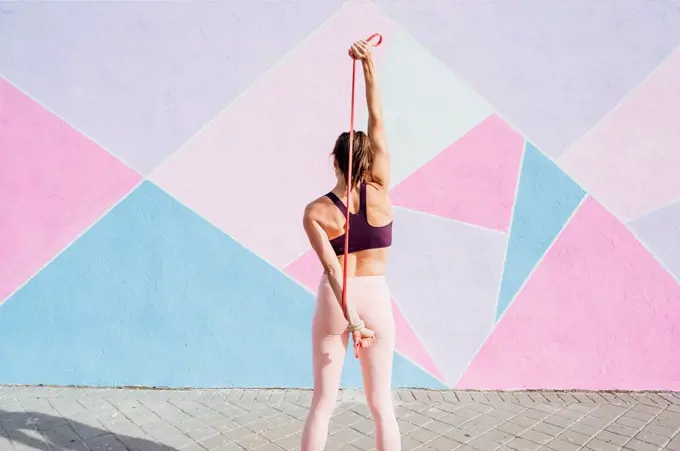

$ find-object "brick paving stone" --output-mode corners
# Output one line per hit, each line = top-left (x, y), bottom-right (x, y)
(565, 403), (595, 415)
(544, 414), (576, 429)
(471, 392), (490, 404)
(457, 392), (475, 404)
(497, 421), (530, 437)
(1, 387), (679, 451)
(524, 407), (552, 420)
(513, 393), (535, 407)
(545, 438), (581, 451)
(554, 407), (586, 421)
(579, 415), (610, 430)
(571, 393), (596, 404)
(532, 421), (565, 437)
(567, 421), (600, 437)
(635, 430), (670, 447)
(624, 437), (663, 451)
(445, 427), (476, 444)
(586, 438), (622, 451)
(508, 413), (540, 428)
(234, 432), (268, 449)
(596, 430), (632, 446)
(529, 392), (551, 404)
(487, 408), (520, 422)
(617, 416), (652, 431)
(521, 428), (554, 445)
(506, 436), (541, 451)
(640, 421), (676, 438)
(468, 436), (501, 451)
(480, 428), (514, 444)
(273, 433), (302, 451)
(600, 393), (628, 406)
(557, 429), (591, 446)
(633, 404), (663, 416)
(659, 393), (680, 404)
(625, 409), (656, 423)
(585, 393), (609, 404)
(430, 434), (465, 450)
(606, 421), (641, 438)
(667, 436), (680, 451)
(422, 419), (454, 435)
(556, 393), (579, 404)
(406, 425), (440, 443)
(485, 392), (505, 406)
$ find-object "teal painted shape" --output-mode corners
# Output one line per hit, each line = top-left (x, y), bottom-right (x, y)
(0, 182), (441, 388)
(496, 143), (585, 320)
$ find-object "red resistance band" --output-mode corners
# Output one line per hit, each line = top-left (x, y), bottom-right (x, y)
(342, 33), (383, 356)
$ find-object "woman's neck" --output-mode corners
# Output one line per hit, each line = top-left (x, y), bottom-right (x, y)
(334, 180), (347, 193)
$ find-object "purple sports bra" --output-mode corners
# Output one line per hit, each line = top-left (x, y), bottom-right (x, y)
(326, 183), (393, 256)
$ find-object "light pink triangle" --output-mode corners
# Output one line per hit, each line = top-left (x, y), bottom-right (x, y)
(390, 114), (524, 232)
(0, 78), (141, 303)
(457, 197), (680, 391)
(285, 251), (447, 383)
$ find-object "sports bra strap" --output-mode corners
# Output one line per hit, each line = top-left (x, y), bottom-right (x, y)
(327, 183), (368, 216)
(326, 191), (347, 215)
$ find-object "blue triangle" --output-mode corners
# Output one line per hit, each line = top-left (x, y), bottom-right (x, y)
(496, 143), (585, 320)
(0, 182), (441, 389)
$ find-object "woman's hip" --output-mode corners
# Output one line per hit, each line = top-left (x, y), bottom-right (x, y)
(313, 274), (393, 335)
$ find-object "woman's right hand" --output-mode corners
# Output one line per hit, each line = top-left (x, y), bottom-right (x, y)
(348, 40), (372, 62)
(352, 326), (375, 358)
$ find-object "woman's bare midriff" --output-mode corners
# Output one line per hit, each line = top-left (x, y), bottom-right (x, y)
(337, 247), (390, 277)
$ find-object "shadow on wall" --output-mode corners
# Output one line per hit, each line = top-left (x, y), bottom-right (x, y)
(0, 409), (176, 451)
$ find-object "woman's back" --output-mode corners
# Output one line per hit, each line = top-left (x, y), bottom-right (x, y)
(312, 181), (393, 277)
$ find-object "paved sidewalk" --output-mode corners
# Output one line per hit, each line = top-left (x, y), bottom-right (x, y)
(1, 387), (679, 451)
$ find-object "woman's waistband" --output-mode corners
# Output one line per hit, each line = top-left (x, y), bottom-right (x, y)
(319, 273), (387, 284)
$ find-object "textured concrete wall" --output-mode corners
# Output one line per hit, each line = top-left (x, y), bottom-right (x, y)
(1, 0), (679, 390)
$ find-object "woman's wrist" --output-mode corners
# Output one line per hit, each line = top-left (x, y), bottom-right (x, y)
(347, 311), (362, 325)
(347, 318), (365, 332)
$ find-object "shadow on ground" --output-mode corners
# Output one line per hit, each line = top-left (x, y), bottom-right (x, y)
(0, 409), (176, 451)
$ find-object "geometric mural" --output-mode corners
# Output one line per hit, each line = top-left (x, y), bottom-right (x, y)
(559, 48), (680, 222)
(387, 208), (507, 386)
(0, 78), (141, 303)
(628, 201), (680, 284)
(390, 115), (524, 232)
(1, 0), (680, 390)
(0, 182), (441, 388)
(459, 197), (680, 391)
(496, 143), (585, 320)
(373, 0), (680, 157)
(0, 1), (342, 174)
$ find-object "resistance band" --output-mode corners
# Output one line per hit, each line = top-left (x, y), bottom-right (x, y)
(342, 33), (383, 357)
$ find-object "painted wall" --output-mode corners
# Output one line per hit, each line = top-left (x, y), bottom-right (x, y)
(1, 0), (679, 391)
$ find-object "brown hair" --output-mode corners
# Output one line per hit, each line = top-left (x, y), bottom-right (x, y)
(332, 130), (372, 189)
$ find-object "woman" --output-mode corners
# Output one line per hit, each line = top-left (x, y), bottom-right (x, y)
(300, 40), (400, 451)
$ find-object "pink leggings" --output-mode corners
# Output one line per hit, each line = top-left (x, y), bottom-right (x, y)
(301, 275), (400, 451)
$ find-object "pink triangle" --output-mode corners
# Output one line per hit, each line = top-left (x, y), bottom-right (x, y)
(390, 295), (447, 383)
(457, 197), (680, 391)
(390, 114), (524, 232)
(0, 78), (141, 303)
(285, 251), (447, 383)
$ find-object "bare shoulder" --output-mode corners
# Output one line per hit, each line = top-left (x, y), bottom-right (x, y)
(366, 181), (390, 197)
(304, 195), (334, 221)
(365, 181), (393, 221)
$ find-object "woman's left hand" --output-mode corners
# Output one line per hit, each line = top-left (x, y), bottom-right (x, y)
(352, 326), (375, 358)
(348, 40), (372, 61)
